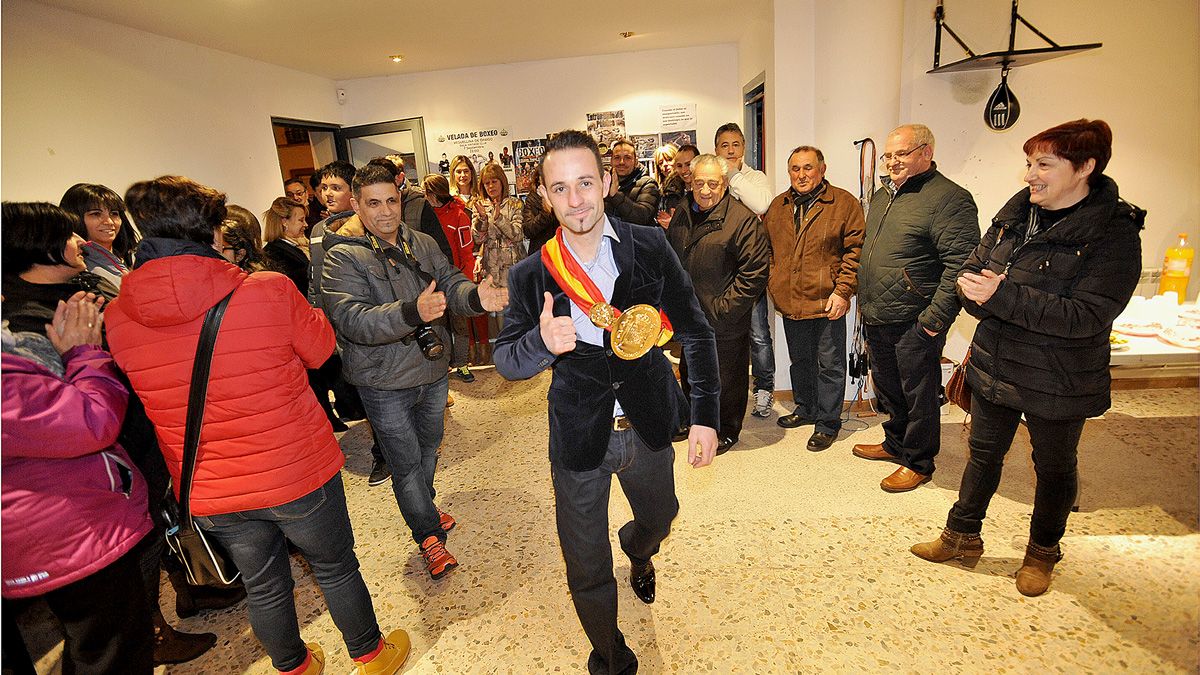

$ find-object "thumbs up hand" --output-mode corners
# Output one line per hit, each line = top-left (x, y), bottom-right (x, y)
(416, 280), (447, 322)
(539, 292), (577, 355)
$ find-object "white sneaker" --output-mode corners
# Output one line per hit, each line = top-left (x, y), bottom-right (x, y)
(751, 389), (774, 418)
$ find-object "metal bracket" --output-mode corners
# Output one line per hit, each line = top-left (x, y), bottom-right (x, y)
(930, 0), (1101, 74)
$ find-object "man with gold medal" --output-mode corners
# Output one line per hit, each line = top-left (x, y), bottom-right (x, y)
(495, 130), (720, 675)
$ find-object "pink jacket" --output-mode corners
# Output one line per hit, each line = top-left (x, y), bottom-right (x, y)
(1, 345), (151, 598)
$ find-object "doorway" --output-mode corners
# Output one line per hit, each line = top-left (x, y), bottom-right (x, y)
(336, 117), (429, 187)
(270, 118), (339, 191)
(743, 74), (766, 172)
(271, 116), (431, 190)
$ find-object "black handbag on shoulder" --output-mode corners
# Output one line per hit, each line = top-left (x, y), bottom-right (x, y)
(161, 288), (241, 587)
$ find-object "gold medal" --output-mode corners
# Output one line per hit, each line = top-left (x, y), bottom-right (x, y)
(588, 302), (616, 330)
(611, 304), (662, 360)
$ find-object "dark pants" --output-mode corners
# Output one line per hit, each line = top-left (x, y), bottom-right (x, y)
(40, 537), (154, 675)
(864, 321), (946, 475)
(196, 474), (381, 671)
(357, 377), (449, 545)
(782, 315), (847, 435)
(947, 394), (1085, 548)
(551, 427), (679, 675)
(448, 313), (471, 369)
(319, 352), (366, 420)
(680, 332), (750, 441)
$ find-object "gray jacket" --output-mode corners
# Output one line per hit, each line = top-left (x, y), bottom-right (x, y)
(321, 224), (484, 390)
(307, 210), (353, 309)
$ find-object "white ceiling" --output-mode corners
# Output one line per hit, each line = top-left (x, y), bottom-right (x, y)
(29, 0), (771, 80)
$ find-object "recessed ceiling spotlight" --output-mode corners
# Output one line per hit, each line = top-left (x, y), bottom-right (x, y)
(619, 31), (635, 38)
(388, 54), (404, 63)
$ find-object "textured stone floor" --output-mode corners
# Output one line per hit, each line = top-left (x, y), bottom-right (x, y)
(25, 372), (1200, 674)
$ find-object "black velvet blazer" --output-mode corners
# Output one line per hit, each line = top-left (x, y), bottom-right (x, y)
(494, 217), (720, 471)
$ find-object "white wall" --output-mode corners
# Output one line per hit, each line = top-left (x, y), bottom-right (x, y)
(811, 1), (905, 196)
(758, 0), (1199, 385)
(1, 0), (339, 213)
(335, 45), (741, 160)
(899, 0), (1200, 286)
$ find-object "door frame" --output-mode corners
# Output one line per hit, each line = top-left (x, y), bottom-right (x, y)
(742, 73), (766, 172)
(334, 117), (429, 182)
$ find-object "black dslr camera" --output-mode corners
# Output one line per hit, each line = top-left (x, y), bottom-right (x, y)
(364, 230), (446, 361)
(402, 324), (445, 361)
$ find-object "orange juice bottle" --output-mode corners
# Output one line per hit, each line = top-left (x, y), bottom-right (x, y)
(1158, 233), (1194, 303)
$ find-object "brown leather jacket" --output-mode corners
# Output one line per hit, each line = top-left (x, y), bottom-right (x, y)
(763, 182), (865, 320)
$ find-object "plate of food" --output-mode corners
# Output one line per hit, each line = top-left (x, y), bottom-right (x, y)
(1113, 320), (1162, 337)
(1158, 325), (1200, 350)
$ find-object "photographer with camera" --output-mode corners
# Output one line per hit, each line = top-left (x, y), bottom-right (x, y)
(321, 164), (508, 579)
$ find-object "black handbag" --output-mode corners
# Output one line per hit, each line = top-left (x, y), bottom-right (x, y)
(161, 288), (241, 587)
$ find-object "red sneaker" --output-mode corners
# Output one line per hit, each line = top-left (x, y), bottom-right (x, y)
(438, 509), (456, 532)
(420, 536), (458, 579)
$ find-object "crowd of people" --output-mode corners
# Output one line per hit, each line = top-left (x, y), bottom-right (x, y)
(0, 117), (1144, 675)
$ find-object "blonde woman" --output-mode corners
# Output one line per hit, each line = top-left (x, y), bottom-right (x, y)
(262, 197), (310, 295)
(448, 154), (477, 205)
(653, 143), (678, 184)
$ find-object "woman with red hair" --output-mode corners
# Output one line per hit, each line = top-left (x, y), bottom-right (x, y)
(911, 120), (1143, 596)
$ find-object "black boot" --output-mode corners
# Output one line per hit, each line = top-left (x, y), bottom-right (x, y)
(169, 570), (246, 619)
(153, 607), (216, 666)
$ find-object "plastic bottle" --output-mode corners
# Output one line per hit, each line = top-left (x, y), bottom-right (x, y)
(1158, 233), (1194, 304)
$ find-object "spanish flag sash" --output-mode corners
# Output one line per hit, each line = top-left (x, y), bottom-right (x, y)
(541, 229), (674, 359)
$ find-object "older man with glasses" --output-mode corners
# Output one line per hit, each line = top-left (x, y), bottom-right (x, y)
(666, 154), (770, 455)
(853, 124), (980, 492)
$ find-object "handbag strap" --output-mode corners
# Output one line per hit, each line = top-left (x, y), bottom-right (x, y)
(178, 286), (237, 529)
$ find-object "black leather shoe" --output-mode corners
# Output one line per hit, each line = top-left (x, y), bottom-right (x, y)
(807, 431), (836, 451)
(630, 559), (655, 604)
(777, 413), (815, 429)
(716, 437), (738, 455)
(672, 425), (690, 442)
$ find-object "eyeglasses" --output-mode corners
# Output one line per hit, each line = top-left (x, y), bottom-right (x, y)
(879, 143), (927, 163)
(691, 179), (723, 191)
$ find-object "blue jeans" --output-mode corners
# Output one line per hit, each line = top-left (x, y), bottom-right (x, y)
(357, 376), (448, 545)
(782, 315), (847, 435)
(750, 293), (775, 392)
(195, 474), (380, 671)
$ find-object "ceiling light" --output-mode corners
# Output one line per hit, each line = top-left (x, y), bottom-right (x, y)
(388, 54), (404, 63)
(619, 32), (635, 38)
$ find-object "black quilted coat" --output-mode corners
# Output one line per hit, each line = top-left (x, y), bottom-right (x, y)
(858, 165), (981, 333)
(962, 175), (1143, 420)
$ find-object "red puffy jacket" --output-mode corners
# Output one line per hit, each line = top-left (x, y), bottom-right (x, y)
(105, 251), (342, 516)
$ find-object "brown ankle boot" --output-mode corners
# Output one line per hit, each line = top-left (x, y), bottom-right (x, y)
(1015, 541), (1062, 597)
(911, 528), (984, 566)
(152, 607), (217, 665)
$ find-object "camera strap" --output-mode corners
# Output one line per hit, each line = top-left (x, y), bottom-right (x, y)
(363, 229), (433, 303)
